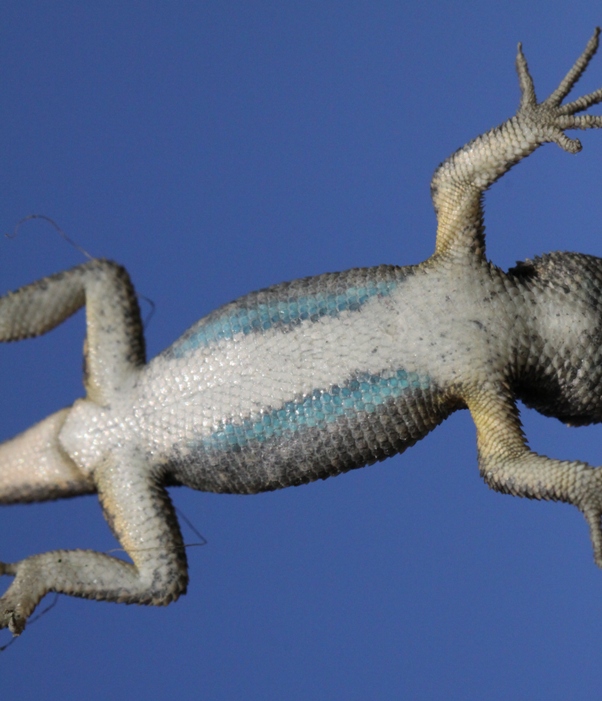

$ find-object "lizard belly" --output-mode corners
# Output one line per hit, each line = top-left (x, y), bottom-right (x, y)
(130, 266), (464, 493)
(168, 367), (446, 493)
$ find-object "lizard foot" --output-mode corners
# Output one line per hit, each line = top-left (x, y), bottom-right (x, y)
(0, 561), (36, 636)
(0, 561), (17, 576)
(516, 27), (602, 153)
(0, 601), (27, 636)
(578, 468), (602, 567)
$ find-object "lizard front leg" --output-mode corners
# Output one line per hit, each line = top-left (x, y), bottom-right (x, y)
(467, 386), (602, 565)
(0, 452), (188, 635)
(431, 28), (602, 260)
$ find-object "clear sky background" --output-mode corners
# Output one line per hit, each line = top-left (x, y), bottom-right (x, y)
(2, 2), (602, 699)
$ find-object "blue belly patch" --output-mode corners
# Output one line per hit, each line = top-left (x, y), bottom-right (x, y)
(197, 369), (430, 453)
(168, 278), (398, 358)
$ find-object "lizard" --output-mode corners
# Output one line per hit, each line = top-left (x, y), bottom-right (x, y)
(2, 30), (602, 637)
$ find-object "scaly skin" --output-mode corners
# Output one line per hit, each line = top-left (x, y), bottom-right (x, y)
(2, 30), (602, 636)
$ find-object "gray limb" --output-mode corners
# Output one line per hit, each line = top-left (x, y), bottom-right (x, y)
(467, 387), (602, 565)
(0, 453), (187, 635)
(0, 259), (145, 404)
(431, 28), (602, 259)
(0, 260), (161, 633)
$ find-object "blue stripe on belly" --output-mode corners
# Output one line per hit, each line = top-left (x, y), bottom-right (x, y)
(197, 369), (430, 453)
(169, 279), (397, 358)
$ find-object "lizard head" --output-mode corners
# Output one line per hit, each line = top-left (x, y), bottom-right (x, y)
(509, 251), (602, 426)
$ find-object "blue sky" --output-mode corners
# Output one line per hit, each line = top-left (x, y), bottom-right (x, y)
(2, 2), (602, 699)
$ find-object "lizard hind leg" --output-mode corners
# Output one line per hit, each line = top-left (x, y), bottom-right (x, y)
(0, 258), (146, 405)
(0, 452), (188, 636)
